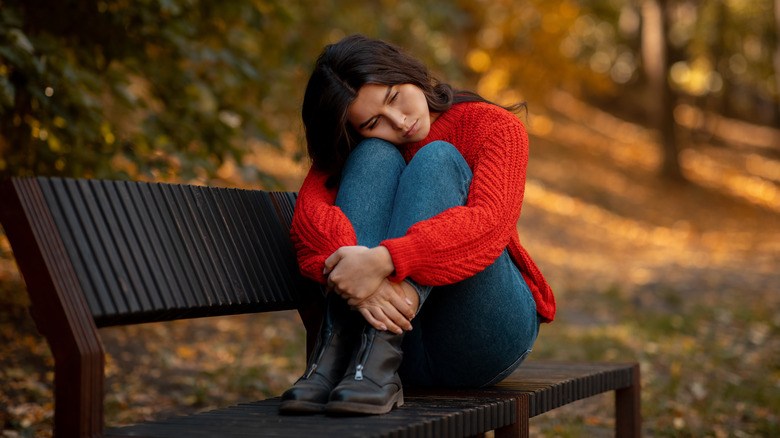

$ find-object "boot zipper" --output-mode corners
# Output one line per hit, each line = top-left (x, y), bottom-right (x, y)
(354, 330), (374, 381)
(304, 330), (330, 379)
(304, 363), (318, 379)
(355, 364), (364, 380)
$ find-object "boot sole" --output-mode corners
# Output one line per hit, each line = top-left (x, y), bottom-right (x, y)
(324, 390), (404, 415)
(279, 399), (326, 414)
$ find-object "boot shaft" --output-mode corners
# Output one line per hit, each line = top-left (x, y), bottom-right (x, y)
(345, 326), (404, 385)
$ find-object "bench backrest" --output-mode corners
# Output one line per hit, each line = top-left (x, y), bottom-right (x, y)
(0, 176), (322, 437)
(0, 177), (318, 327)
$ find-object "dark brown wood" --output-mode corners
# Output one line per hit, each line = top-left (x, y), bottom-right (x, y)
(0, 179), (105, 438)
(0, 177), (642, 438)
(407, 361), (640, 437)
(616, 363), (642, 438)
(106, 396), (517, 438)
(29, 177), (319, 326)
(492, 392), (526, 438)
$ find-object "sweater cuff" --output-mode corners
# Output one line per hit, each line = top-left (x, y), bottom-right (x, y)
(381, 236), (428, 282)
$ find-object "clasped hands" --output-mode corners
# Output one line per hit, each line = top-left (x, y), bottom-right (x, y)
(324, 245), (417, 334)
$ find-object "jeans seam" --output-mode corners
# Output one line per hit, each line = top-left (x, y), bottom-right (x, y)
(479, 347), (533, 387)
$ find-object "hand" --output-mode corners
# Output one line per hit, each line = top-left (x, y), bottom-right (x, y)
(350, 279), (416, 334)
(324, 246), (394, 302)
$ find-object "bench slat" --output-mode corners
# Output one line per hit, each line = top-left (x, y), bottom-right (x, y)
(124, 180), (192, 310)
(236, 190), (290, 303)
(175, 184), (234, 307)
(106, 396), (516, 438)
(213, 188), (267, 304)
(151, 181), (208, 310)
(109, 180), (171, 311)
(31, 177), (316, 327)
(48, 177), (132, 316)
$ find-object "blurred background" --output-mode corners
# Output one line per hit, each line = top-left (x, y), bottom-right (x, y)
(1, 0), (778, 436)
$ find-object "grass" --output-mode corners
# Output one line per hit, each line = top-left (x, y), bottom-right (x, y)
(528, 284), (779, 437)
(1, 92), (779, 436)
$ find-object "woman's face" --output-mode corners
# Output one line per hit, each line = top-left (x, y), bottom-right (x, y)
(348, 83), (434, 145)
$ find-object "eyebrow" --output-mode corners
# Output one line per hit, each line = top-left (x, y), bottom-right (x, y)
(358, 86), (393, 129)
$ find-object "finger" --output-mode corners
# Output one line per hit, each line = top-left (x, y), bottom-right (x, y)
(363, 304), (403, 334)
(377, 310), (404, 334)
(358, 307), (387, 332)
(381, 302), (413, 333)
(327, 278), (344, 298)
(335, 287), (351, 301)
(388, 290), (415, 321)
(387, 283), (415, 320)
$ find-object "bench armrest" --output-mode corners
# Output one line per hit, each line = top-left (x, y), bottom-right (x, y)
(1, 178), (105, 437)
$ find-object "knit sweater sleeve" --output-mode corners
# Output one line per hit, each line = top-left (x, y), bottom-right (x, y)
(290, 165), (357, 284)
(382, 104), (528, 285)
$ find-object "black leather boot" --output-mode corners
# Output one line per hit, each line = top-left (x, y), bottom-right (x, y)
(279, 293), (360, 414)
(325, 325), (405, 415)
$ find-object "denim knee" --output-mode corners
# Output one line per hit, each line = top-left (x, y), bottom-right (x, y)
(408, 141), (462, 167)
(402, 141), (472, 203)
(345, 138), (405, 173)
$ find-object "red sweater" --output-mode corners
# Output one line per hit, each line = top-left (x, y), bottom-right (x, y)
(290, 101), (556, 322)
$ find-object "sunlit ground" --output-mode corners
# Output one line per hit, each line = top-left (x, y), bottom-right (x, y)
(1, 93), (778, 437)
(518, 92), (779, 437)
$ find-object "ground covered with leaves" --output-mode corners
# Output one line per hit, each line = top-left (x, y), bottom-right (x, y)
(1, 94), (778, 437)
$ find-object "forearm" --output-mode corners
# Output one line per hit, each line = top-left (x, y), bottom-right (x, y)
(291, 165), (357, 281)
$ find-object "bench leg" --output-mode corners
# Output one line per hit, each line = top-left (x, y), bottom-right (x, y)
(494, 394), (529, 438)
(615, 363), (641, 437)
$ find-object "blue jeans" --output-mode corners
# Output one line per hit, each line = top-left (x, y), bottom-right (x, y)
(335, 138), (540, 388)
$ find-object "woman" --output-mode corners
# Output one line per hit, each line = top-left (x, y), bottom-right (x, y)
(280, 34), (555, 415)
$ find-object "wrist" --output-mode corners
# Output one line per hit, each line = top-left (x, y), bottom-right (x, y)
(371, 246), (395, 278)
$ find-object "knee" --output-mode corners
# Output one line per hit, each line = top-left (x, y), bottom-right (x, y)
(349, 138), (404, 166)
(341, 138), (405, 180)
(404, 141), (472, 188)
(411, 141), (458, 162)
(410, 142), (469, 172)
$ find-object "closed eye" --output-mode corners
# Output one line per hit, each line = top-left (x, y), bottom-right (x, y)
(359, 86), (396, 131)
(368, 91), (400, 129)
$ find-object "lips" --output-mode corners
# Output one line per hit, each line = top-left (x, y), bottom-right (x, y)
(404, 120), (419, 138)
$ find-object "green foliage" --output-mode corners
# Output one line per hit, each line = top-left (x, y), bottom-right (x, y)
(0, 0), (469, 182)
(0, 1), (256, 176)
(0, 0), (776, 182)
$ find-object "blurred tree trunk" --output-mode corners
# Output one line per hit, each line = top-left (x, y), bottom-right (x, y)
(774, 0), (780, 124)
(714, 0), (732, 119)
(642, 0), (685, 182)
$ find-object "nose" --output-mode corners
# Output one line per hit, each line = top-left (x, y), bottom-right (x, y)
(387, 109), (406, 130)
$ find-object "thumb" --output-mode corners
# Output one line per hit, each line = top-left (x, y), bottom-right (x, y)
(323, 250), (342, 275)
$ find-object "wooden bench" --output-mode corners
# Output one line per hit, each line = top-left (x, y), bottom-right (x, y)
(0, 177), (641, 438)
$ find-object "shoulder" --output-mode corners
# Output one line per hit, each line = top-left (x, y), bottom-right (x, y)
(449, 101), (526, 135)
(452, 101), (522, 125)
(425, 100), (526, 145)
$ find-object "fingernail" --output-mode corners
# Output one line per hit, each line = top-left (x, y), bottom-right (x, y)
(380, 324), (387, 331)
(405, 298), (413, 305)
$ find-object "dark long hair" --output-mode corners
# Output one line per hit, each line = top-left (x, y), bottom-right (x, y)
(302, 34), (522, 187)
